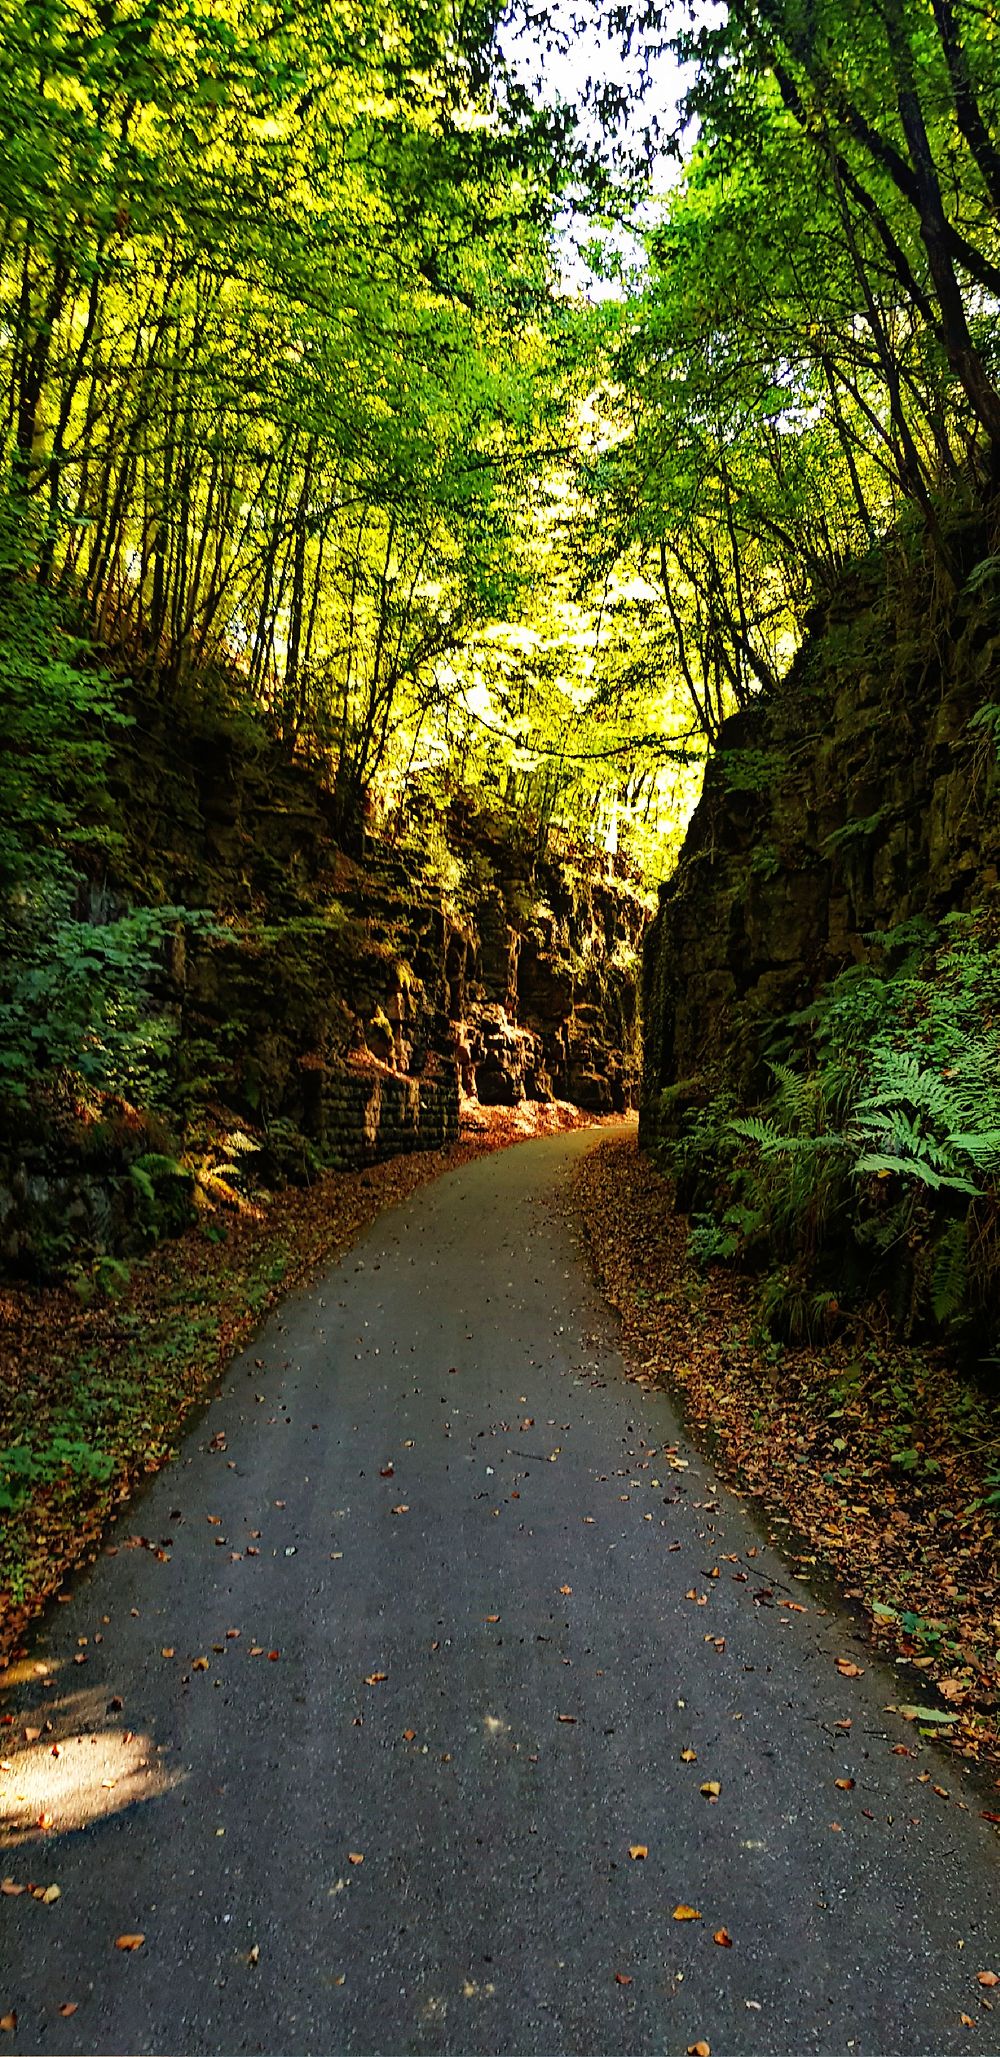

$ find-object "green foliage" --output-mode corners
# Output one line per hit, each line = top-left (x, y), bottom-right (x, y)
(822, 811), (887, 854)
(967, 703), (1000, 761)
(0, 890), (185, 1106)
(662, 909), (1000, 1346)
(69, 1255), (133, 1307)
(720, 751), (783, 797)
(0, 555), (200, 1109)
(129, 1153), (194, 1240)
(0, 1433), (115, 1514)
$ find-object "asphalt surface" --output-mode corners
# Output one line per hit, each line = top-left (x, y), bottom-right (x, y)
(1, 1129), (998, 2057)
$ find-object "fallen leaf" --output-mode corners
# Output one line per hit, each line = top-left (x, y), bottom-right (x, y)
(835, 1658), (864, 1678)
(402, 1729), (417, 1742)
(58, 2004), (78, 2017)
(191, 1657), (209, 1672)
(835, 1778), (855, 1791)
(347, 1853), (364, 1866)
(23, 1728), (40, 1744)
(977, 1972), (999, 1988)
(391, 1505), (410, 1516)
(41, 1884), (60, 1904)
(379, 1464), (395, 1478)
(672, 1905), (701, 1921)
(897, 1706), (957, 1725)
(267, 1651), (280, 1662)
(364, 1673), (387, 1686)
(115, 1934), (145, 1950)
(0, 1883), (24, 1898)
(247, 1944), (260, 1965)
(700, 1781), (721, 1800)
(688, 2043), (711, 2056)
(628, 1845), (648, 1860)
(559, 1585), (572, 1595)
(713, 1929), (732, 1948)
(556, 1714), (577, 1724)
(680, 1748), (698, 1763)
(0, 2014), (16, 2033)
(484, 1615), (500, 1623)
(961, 2012), (976, 2027)
(614, 1972), (632, 1986)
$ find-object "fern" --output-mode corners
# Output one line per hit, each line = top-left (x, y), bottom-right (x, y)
(931, 1222), (968, 1325)
(853, 1151), (978, 1194)
(129, 1163), (156, 1209)
(728, 1114), (784, 1150)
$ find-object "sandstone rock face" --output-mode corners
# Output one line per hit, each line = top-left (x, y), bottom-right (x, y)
(640, 537), (1000, 1140)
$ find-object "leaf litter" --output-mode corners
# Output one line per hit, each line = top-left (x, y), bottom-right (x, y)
(573, 1137), (1000, 1765)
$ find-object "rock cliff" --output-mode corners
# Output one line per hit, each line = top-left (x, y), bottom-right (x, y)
(0, 698), (648, 1275)
(642, 524), (1000, 1131)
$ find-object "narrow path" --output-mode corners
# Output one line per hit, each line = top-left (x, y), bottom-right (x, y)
(1, 1133), (996, 2055)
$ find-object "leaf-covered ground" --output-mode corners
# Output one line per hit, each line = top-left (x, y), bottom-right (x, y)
(573, 1137), (1000, 1770)
(0, 1101), (597, 1664)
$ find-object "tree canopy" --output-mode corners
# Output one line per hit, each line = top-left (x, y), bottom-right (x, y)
(2, 0), (1000, 875)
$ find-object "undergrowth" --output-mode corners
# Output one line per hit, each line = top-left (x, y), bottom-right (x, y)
(654, 906), (1000, 1355)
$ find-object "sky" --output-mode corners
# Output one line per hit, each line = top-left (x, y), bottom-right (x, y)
(503, 4), (691, 148)
(500, 3), (697, 296)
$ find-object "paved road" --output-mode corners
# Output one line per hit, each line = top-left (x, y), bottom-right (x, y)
(1, 1131), (998, 2056)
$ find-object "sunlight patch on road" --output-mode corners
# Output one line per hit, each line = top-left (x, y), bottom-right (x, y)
(1, 1725), (180, 1846)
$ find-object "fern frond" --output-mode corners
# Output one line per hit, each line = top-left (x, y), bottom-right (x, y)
(931, 1222), (968, 1324)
